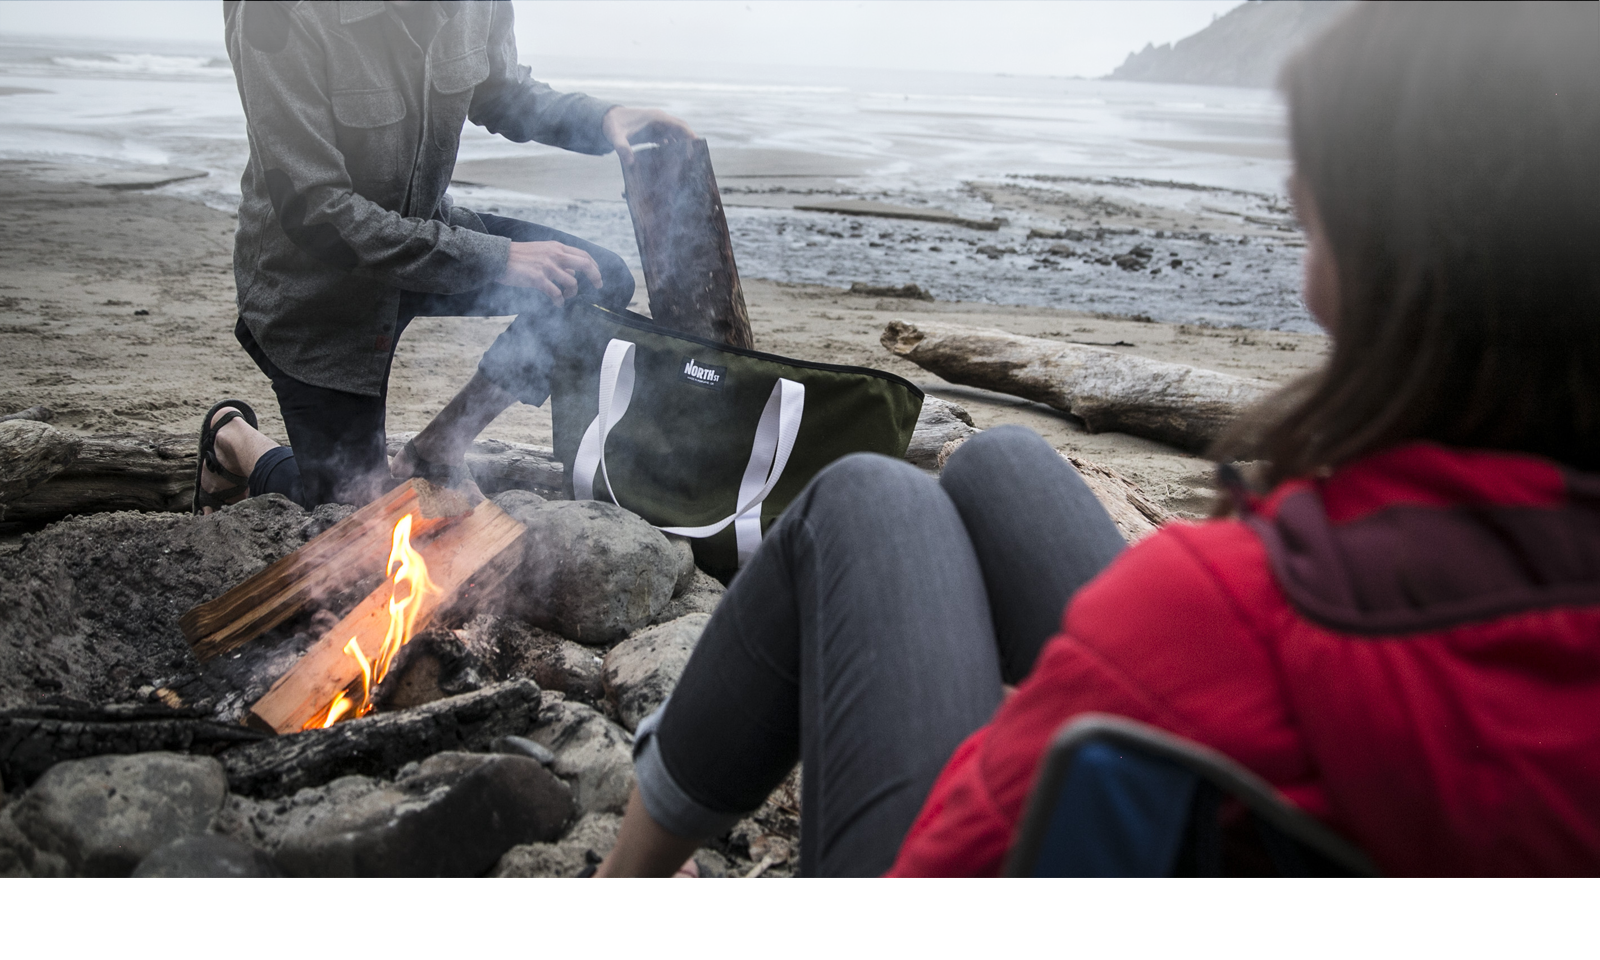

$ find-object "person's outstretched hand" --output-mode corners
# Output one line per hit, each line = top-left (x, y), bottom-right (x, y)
(602, 106), (698, 163)
(498, 240), (602, 304)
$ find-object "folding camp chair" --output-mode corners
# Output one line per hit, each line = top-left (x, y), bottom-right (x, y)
(1003, 713), (1379, 877)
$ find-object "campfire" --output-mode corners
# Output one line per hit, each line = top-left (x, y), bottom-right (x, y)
(178, 479), (527, 735)
(304, 513), (438, 729)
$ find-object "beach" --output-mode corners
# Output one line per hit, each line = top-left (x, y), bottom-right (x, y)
(0, 157), (1325, 521)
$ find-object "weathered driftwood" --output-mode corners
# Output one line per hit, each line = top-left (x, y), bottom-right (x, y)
(1, 432), (193, 523)
(621, 138), (754, 348)
(935, 439), (1172, 542)
(0, 405), (54, 424)
(905, 397), (977, 469)
(0, 420), (81, 511)
(222, 680), (542, 798)
(180, 480), (466, 664)
(248, 495), (527, 734)
(883, 320), (1272, 453)
(0, 704), (266, 790)
(386, 433), (566, 500)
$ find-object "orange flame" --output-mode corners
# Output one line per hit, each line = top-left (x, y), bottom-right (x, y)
(304, 513), (439, 730)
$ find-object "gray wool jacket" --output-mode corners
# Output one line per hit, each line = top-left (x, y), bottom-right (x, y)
(224, 0), (616, 396)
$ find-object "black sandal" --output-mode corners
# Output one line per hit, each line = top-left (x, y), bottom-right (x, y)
(193, 398), (259, 514)
(399, 438), (474, 489)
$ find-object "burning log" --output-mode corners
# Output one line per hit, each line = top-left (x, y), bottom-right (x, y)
(180, 480), (464, 663)
(882, 320), (1273, 453)
(0, 432), (193, 525)
(621, 138), (754, 348)
(246, 491), (526, 734)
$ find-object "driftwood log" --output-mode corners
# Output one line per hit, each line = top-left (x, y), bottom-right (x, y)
(0, 419), (82, 513)
(0, 431), (193, 524)
(222, 680), (542, 798)
(386, 434), (565, 500)
(883, 320), (1273, 453)
(934, 439), (1173, 543)
(905, 397), (977, 469)
(621, 138), (754, 348)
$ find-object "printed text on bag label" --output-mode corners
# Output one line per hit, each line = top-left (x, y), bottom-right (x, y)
(681, 357), (726, 391)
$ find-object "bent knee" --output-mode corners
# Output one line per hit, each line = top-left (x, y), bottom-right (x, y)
(800, 453), (936, 523)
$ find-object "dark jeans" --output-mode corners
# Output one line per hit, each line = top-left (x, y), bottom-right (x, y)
(635, 425), (1127, 876)
(239, 214), (635, 508)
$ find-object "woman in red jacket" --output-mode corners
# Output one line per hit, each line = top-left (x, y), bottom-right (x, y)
(598, 0), (1600, 877)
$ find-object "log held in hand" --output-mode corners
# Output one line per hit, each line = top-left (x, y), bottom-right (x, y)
(882, 320), (1272, 453)
(621, 138), (754, 348)
(246, 492), (525, 734)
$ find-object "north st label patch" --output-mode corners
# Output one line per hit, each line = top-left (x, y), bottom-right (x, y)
(681, 357), (726, 390)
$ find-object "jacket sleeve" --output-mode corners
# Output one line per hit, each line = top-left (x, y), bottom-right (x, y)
(230, 1), (511, 294)
(468, 1), (618, 155)
(887, 521), (1312, 877)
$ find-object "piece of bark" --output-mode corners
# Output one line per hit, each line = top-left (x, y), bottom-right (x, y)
(386, 434), (566, 500)
(936, 438), (1171, 543)
(0, 420), (81, 511)
(621, 138), (754, 348)
(248, 496), (527, 734)
(222, 680), (542, 798)
(1, 432), (191, 524)
(882, 320), (1272, 453)
(0, 705), (266, 790)
(0, 405), (54, 424)
(180, 480), (466, 664)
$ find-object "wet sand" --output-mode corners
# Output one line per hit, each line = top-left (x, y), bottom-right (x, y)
(0, 160), (1327, 519)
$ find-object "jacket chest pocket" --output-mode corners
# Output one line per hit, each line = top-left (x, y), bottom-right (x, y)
(331, 87), (410, 197)
(430, 47), (488, 150)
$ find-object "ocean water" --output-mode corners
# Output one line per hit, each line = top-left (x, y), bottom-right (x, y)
(0, 33), (1312, 330)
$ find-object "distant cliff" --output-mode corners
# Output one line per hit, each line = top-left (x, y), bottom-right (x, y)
(1108, 0), (1354, 88)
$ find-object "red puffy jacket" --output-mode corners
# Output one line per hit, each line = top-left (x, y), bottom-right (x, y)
(888, 442), (1600, 876)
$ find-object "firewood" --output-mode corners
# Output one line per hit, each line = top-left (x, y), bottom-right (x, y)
(0, 420), (82, 512)
(222, 680), (542, 798)
(882, 320), (1272, 453)
(180, 480), (466, 663)
(248, 496), (527, 734)
(621, 138), (754, 348)
(385, 433), (566, 500)
(0, 704), (266, 790)
(1, 432), (191, 524)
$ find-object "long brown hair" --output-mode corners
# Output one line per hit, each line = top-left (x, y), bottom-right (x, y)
(1214, 1), (1600, 484)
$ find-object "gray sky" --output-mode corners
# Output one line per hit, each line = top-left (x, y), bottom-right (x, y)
(0, 0), (1245, 77)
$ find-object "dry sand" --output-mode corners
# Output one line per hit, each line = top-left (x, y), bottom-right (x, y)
(0, 160), (1328, 520)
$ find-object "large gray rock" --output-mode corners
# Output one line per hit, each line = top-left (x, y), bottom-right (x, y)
(11, 752), (227, 876)
(492, 812), (620, 878)
(526, 698), (634, 816)
(224, 752), (573, 877)
(652, 568), (726, 624)
(603, 614), (709, 732)
(0, 806), (71, 877)
(131, 833), (282, 878)
(493, 496), (681, 646)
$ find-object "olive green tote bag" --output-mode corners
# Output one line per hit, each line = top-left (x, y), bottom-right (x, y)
(544, 303), (924, 581)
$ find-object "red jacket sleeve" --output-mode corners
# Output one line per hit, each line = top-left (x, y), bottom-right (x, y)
(887, 520), (1318, 877)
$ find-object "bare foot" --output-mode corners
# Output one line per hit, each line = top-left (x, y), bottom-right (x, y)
(199, 406), (277, 514)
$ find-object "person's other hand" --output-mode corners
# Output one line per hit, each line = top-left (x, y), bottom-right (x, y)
(499, 240), (602, 304)
(602, 106), (698, 163)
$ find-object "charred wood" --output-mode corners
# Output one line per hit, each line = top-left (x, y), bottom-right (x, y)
(883, 320), (1272, 453)
(622, 138), (754, 348)
(221, 680), (542, 798)
(0, 704), (266, 790)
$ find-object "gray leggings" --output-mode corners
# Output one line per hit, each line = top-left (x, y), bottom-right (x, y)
(634, 425), (1127, 876)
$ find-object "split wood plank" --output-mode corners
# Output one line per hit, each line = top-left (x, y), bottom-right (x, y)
(621, 138), (754, 348)
(248, 497), (526, 734)
(882, 320), (1272, 453)
(180, 480), (462, 663)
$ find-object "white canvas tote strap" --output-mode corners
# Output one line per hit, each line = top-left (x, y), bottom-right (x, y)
(572, 337), (805, 567)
